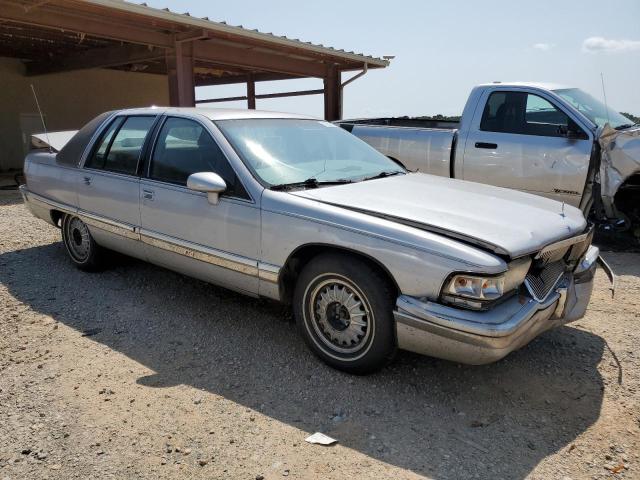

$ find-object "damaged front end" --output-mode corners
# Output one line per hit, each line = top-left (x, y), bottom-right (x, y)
(596, 124), (640, 234)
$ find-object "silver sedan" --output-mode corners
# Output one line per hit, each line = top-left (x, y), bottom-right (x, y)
(21, 108), (599, 373)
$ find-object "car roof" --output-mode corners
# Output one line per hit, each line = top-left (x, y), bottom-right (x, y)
(114, 106), (317, 121)
(477, 81), (574, 91)
(56, 107), (318, 169)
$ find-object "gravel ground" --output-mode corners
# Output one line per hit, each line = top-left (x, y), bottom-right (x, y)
(0, 188), (638, 480)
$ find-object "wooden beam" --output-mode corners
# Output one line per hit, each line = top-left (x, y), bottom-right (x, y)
(0, 1), (173, 47)
(323, 65), (342, 121)
(195, 72), (295, 87)
(246, 74), (256, 109)
(176, 41), (195, 107)
(196, 88), (324, 105)
(174, 29), (208, 43)
(197, 95), (248, 104)
(25, 43), (165, 76)
(193, 40), (327, 78)
(166, 42), (195, 107)
(257, 89), (324, 100)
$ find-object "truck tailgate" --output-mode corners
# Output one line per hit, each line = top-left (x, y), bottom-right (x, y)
(350, 125), (455, 178)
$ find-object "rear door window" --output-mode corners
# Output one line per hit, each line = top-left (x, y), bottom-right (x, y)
(85, 117), (124, 170)
(85, 116), (155, 175)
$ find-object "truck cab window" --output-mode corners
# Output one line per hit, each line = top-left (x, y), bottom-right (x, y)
(481, 91), (570, 137)
(149, 117), (247, 199)
(524, 94), (569, 136)
(85, 116), (155, 175)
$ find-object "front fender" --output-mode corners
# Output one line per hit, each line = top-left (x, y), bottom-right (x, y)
(259, 190), (506, 300)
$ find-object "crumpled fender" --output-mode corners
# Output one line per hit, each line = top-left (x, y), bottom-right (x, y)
(598, 124), (640, 217)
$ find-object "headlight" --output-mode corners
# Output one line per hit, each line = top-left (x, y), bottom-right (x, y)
(446, 274), (505, 299)
(441, 274), (506, 310)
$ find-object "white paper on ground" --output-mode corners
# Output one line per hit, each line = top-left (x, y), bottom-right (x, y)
(304, 432), (337, 445)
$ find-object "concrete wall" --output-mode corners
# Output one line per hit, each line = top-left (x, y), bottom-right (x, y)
(0, 57), (169, 171)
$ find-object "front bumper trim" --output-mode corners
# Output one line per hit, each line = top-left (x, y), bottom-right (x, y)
(394, 245), (599, 365)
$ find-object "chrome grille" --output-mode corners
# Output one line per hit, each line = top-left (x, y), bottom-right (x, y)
(537, 245), (570, 264)
(535, 229), (593, 265)
(524, 261), (566, 302)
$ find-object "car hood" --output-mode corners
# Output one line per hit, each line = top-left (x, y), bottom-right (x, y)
(291, 173), (586, 258)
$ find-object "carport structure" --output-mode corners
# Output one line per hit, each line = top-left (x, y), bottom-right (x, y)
(0, 0), (389, 121)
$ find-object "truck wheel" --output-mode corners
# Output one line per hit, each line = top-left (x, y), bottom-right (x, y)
(293, 253), (397, 374)
(61, 215), (104, 271)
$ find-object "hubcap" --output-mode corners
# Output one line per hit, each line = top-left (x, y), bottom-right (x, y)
(309, 279), (372, 354)
(65, 217), (91, 261)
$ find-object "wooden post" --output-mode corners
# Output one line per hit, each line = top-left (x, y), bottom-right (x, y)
(166, 41), (195, 107)
(247, 74), (256, 109)
(323, 65), (342, 121)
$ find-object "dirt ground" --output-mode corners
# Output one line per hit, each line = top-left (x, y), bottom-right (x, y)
(0, 188), (638, 480)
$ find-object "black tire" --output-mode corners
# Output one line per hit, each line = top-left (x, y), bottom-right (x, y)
(293, 253), (397, 374)
(61, 214), (104, 271)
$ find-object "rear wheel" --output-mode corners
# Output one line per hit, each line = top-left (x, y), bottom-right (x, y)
(61, 215), (104, 271)
(293, 253), (396, 374)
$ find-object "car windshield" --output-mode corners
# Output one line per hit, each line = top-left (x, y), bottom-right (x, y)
(553, 88), (634, 130)
(215, 118), (405, 187)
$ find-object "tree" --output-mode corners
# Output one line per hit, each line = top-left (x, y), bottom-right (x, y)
(620, 112), (640, 124)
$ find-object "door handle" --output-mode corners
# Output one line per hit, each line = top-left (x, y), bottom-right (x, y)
(142, 189), (154, 200)
(83, 176), (92, 185)
(475, 142), (498, 149)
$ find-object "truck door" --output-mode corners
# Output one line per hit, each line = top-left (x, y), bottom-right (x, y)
(461, 89), (593, 206)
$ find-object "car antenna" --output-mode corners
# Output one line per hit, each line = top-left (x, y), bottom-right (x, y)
(30, 84), (52, 154)
(600, 73), (611, 127)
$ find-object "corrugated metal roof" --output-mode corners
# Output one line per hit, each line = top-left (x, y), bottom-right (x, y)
(83, 0), (390, 68)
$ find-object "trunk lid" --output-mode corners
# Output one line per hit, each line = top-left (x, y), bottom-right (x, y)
(31, 130), (78, 152)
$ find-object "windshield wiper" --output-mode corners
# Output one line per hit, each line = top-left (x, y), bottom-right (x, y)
(270, 177), (352, 191)
(361, 170), (405, 182)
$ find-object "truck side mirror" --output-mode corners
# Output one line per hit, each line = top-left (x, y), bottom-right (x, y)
(566, 129), (583, 140)
(558, 123), (587, 140)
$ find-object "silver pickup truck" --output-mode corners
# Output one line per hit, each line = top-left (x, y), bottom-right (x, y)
(21, 107), (600, 373)
(339, 82), (640, 233)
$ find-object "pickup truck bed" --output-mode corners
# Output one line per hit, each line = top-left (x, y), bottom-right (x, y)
(340, 121), (457, 178)
(341, 117), (459, 129)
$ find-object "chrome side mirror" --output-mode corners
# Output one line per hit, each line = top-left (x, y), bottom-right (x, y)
(187, 172), (227, 205)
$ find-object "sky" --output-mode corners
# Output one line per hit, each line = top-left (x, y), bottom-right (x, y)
(144, 0), (640, 119)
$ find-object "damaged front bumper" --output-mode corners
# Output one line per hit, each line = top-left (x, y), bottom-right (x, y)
(394, 245), (600, 365)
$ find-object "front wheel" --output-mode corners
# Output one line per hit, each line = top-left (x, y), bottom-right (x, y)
(293, 253), (397, 374)
(61, 215), (104, 271)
